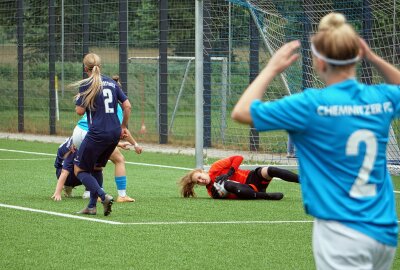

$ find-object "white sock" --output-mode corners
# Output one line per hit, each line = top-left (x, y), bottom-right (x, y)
(118, 190), (126, 197)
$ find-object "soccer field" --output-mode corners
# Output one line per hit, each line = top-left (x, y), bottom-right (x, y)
(0, 138), (399, 269)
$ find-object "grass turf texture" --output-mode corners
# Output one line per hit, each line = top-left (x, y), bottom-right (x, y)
(0, 138), (399, 269)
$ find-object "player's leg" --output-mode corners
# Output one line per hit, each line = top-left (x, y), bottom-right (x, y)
(109, 148), (135, 202)
(71, 125), (91, 198)
(263, 166), (299, 183)
(223, 181), (283, 200)
(312, 218), (396, 270)
(95, 141), (121, 216)
(74, 137), (108, 215)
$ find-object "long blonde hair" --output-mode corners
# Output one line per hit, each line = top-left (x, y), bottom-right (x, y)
(71, 53), (103, 110)
(312, 13), (359, 68)
(178, 169), (203, 198)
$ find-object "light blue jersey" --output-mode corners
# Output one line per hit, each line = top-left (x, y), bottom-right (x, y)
(250, 79), (400, 247)
(77, 104), (123, 132)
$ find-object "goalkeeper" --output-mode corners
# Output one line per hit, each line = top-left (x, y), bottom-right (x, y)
(179, 155), (298, 200)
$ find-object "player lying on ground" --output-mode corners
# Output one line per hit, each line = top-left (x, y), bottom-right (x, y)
(179, 155), (299, 200)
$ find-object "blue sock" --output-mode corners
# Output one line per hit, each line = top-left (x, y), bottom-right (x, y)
(77, 171), (105, 205)
(115, 176), (127, 191)
(88, 194), (98, 208)
(92, 170), (104, 188)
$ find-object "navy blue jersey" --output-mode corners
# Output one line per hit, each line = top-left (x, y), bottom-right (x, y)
(54, 137), (73, 170)
(75, 75), (127, 135)
(74, 75), (126, 171)
(250, 79), (400, 247)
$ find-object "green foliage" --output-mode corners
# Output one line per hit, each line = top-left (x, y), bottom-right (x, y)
(130, 1), (159, 48)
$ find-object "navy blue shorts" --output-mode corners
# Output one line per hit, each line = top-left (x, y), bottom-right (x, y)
(74, 130), (119, 172)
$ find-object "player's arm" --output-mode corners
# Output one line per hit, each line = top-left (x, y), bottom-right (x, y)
(228, 155), (244, 171)
(232, 40), (300, 124)
(120, 128), (142, 154)
(75, 106), (85, 116)
(359, 38), (400, 85)
(210, 156), (242, 177)
(51, 169), (69, 201)
(120, 99), (131, 138)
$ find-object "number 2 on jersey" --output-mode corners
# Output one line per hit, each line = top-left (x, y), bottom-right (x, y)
(103, 88), (114, 113)
(346, 129), (377, 198)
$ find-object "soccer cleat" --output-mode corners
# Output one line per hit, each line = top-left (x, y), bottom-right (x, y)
(77, 207), (97, 215)
(116, 195), (135, 203)
(63, 186), (73, 197)
(102, 194), (114, 216)
(82, 190), (90, 199)
(265, 192), (284, 200)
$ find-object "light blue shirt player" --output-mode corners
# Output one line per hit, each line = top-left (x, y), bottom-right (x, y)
(250, 79), (399, 247)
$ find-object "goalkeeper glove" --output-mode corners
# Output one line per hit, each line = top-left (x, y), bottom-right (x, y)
(215, 167), (235, 184)
(212, 181), (228, 198)
(227, 166), (235, 177)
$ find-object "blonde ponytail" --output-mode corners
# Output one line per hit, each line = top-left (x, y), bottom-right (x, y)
(71, 53), (103, 110)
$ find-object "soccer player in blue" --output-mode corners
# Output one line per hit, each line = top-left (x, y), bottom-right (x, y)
(72, 53), (132, 216)
(232, 13), (400, 270)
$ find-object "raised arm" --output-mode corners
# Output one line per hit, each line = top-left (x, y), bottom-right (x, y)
(231, 40), (301, 124)
(359, 38), (400, 85)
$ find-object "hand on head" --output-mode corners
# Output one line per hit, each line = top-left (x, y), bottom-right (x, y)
(267, 40), (301, 74)
(358, 38), (374, 61)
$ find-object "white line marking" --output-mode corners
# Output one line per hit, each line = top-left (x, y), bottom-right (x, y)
(0, 203), (123, 225)
(0, 203), (315, 225)
(121, 220), (314, 225)
(124, 161), (191, 170)
(0, 148), (192, 171)
(0, 148), (54, 156)
(3, 203), (399, 225)
(0, 158), (53, 161)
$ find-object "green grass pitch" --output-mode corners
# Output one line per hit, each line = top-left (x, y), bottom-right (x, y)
(0, 138), (399, 269)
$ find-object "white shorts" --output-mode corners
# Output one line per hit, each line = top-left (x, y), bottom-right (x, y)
(313, 218), (396, 270)
(72, 125), (87, 150)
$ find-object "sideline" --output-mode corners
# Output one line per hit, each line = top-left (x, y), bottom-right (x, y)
(0, 203), (314, 225)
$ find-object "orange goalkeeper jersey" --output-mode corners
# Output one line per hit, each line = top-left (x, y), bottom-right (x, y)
(206, 155), (250, 199)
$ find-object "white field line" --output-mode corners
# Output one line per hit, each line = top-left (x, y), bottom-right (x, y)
(0, 148), (192, 171)
(0, 202), (314, 225)
(0, 203), (123, 225)
(0, 158), (53, 161)
(0, 148), (55, 156)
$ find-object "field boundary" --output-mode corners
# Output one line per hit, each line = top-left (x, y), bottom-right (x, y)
(0, 202), (314, 225)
